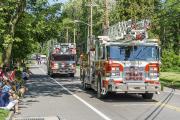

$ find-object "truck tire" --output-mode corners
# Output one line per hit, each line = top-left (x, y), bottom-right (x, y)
(70, 73), (74, 77)
(50, 72), (54, 77)
(82, 74), (88, 90)
(50, 74), (54, 77)
(142, 93), (153, 99)
(97, 77), (105, 99)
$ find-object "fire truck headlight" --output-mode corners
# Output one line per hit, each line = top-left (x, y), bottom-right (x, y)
(149, 73), (158, 78)
(111, 73), (116, 76)
(153, 67), (158, 71)
(112, 67), (115, 71)
(106, 72), (111, 77)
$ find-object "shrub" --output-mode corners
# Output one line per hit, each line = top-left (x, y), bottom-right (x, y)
(161, 50), (180, 72)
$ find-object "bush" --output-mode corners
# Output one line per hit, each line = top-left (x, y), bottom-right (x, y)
(161, 50), (180, 72)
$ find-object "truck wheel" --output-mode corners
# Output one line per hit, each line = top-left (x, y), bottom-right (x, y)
(142, 93), (153, 99)
(82, 74), (88, 90)
(50, 72), (54, 77)
(82, 82), (88, 90)
(70, 73), (74, 77)
(50, 74), (54, 77)
(97, 78), (105, 99)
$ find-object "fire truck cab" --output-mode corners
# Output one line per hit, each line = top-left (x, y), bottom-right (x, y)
(80, 20), (161, 99)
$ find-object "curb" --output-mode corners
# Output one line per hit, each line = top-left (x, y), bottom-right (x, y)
(5, 111), (14, 120)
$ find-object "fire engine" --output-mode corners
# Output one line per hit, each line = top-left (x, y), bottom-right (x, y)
(47, 42), (76, 77)
(80, 20), (161, 99)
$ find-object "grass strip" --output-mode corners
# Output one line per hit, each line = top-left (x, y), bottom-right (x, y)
(0, 109), (9, 120)
(160, 72), (180, 89)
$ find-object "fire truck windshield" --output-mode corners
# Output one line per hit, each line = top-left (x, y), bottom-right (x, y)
(52, 55), (75, 61)
(107, 45), (159, 61)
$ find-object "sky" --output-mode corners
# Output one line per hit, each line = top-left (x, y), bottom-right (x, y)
(48, 0), (68, 5)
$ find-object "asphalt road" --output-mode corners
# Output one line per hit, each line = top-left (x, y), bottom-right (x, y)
(13, 64), (180, 120)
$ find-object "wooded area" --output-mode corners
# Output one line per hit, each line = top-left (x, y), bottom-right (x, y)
(0, 0), (179, 71)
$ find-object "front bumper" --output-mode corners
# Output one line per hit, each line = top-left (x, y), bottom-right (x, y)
(108, 83), (160, 93)
(52, 68), (76, 74)
(103, 78), (160, 94)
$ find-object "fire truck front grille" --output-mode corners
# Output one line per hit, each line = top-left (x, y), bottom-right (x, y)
(124, 67), (144, 82)
(59, 64), (72, 68)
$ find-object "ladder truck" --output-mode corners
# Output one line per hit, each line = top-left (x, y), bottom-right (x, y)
(80, 20), (161, 99)
(47, 42), (77, 77)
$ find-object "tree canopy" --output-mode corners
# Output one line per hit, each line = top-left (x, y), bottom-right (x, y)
(0, 0), (179, 71)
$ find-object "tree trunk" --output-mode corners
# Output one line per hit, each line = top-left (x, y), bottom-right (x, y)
(2, 0), (26, 66)
(3, 22), (15, 66)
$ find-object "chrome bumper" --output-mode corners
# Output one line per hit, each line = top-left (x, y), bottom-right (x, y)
(108, 82), (160, 94)
(52, 69), (76, 74)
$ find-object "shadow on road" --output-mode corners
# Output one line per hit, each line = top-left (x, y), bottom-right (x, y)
(24, 74), (158, 106)
(54, 78), (158, 103)
(25, 74), (71, 98)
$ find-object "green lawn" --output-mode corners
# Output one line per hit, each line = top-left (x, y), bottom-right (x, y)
(160, 72), (180, 89)
(0, 109), (9, 120)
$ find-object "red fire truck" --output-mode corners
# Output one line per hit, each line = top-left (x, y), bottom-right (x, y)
(80, 20), (161, 99)
(48, 43), (76, 77)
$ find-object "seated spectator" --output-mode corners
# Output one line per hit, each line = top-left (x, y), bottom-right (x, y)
(0, 80), (12, 106)
(6, 67), (18, 91)
(0, 67), (7, 81)
(0, 90), (20, 114)
(26, 67), (32, 76)
(0, 67), (3, 80)
(9, 67), (17, 82)
(22, 69), (29, 84)
(0, 79), (2, 88)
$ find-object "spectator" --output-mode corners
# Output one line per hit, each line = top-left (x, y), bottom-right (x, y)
(0, 90), (20, 114)
(0, 67), (3, 80)
(0, 67), (3, 88)
(0, 80), (11, 107)
(0, 66), (21, 114)
(22, 69), (28, 84)
(26, 67), (32, 77)
(0, 67), (7, 81)
(9, 67), (18, 82)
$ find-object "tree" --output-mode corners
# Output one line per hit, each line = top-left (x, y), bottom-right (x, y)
(0, 0), (26, 66)
(0, 0), (63, 66)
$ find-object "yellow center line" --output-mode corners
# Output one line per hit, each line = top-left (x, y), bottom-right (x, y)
(155, 101), (180, 112)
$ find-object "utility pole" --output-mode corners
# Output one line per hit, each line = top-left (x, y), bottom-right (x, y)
(103, 0), (109, 35)
(86, 0), (97, 48)
(90, 0), (93, 42)
(66, 28), (69, 43)
(73, 28), (76, 43)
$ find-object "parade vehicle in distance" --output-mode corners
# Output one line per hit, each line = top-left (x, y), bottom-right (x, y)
(80, 20), (161, 99)
(48, 42), (76, 77)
